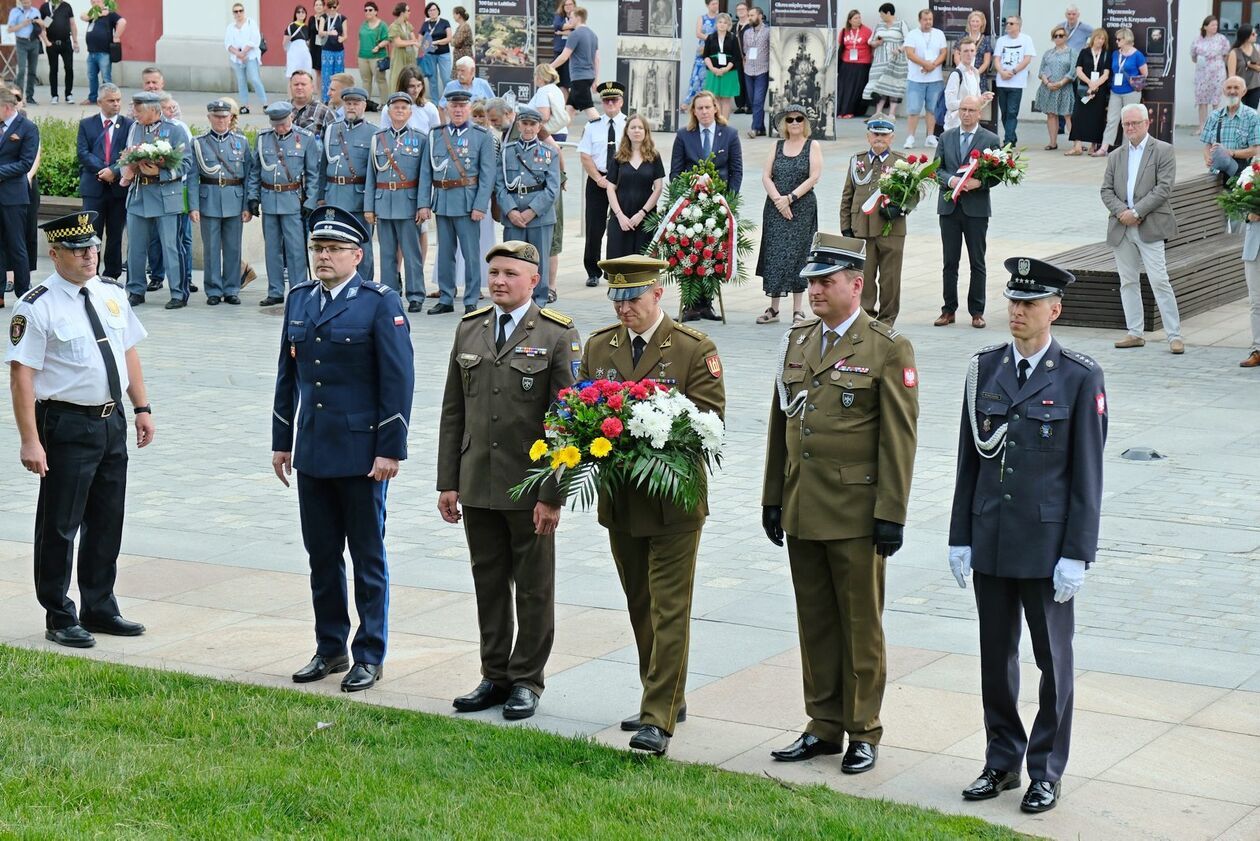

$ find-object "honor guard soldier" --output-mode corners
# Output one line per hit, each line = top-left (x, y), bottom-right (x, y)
(578, 255), (726, 757)
(578, 82), (627, 287)
(365, 91), (427, 310)
(120, 90), (193, 309)
(248, 101), (321, 308)
(7, 212), (154, 648)
(419, 85), (496, 315)
(762, 233), (919, 774)
(437, 241), (579, 721)
(494, 108), (561, 308)
(949, 258), (1107, 814)
(188, 99), (254, 306)
(317, 86), (377, 283)
(840, 118), (909, 325)
(272, 206), (415, 693)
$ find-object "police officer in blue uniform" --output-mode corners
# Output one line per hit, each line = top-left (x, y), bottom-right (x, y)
(495, 107), (560, 308)
(189, 99), (254, 306)
(0, 86), (39, 305)
(365, 91), (426, 311)
(272, 206), (415, 692)
(316, 86), (376, 283)
(121, 91), (193, 309)
(420, 85), (496, 315)
(248, 101), (321, 307)
(948, 257), (1107, 814)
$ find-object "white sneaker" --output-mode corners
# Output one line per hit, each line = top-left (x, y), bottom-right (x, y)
(925, 135), (939, 148)
(903, 136), (917, 149)
(65, 95), (75, 104)
(51, 96), (59, 104)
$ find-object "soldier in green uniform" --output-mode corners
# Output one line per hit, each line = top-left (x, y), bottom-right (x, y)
(839, 118), (908, 325)
(436, 240), (580, 721)
(578, 255), (726, 756)
(762, 233), (919, 774)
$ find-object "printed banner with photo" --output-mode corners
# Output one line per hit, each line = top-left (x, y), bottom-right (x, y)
(474, 0), (537, 108)
(929, 1), (1001, 54)
(1103, 0), (1178, 142)
(766, 0), (836, 140)
(617, 0), (682, 134)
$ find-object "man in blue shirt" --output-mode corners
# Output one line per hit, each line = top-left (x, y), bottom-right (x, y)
(6, 0), (45, 104)
(438, 56), (494, 108)
(1201, 76), (1260, 178)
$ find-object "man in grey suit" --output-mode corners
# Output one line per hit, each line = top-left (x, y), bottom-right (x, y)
(1100, 102), (1184, 354)
(949, 257), (1107, 815)
(419, 87), (496, 315)
(495, 108), (560, 308)
(121, 91), (193, 309)
(366, 92), (427, 311)
(316, 87), (376, 283)
(933, 96), (998, 328)
(188, 100), (254, 306)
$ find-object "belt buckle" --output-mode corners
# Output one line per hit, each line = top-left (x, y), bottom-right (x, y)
(336, 175), (347, 185)
(516, 184), (527, 196)
(217, 175), (226, 187)
(100, 402), (115, 419)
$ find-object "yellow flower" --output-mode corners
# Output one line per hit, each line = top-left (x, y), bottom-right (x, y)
(529, 440), (549, 462)
(558, 445), (582, 469)
(589, 437), (613, 459)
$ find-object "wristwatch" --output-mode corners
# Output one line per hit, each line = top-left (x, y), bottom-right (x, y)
(133, 405), (152, 415)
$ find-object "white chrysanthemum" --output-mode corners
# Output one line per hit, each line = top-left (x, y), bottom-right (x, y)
(627, 402), (673, 449)
(154, 139), (172, 153)
(688, 409), (725, 454)
(666, 222), (676, 233)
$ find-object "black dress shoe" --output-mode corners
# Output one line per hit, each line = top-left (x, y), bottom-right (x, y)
(841, 740), (878, 774)
(146, 278), (164, 292)
(698, 306), (722, 321)
(502, 686), (539, 720)
(962, 767), (1022, 800)
(206, 296), (221, 305)
(259, 296), (285, 306)
(223, 295), (241, 305)
(128, 293), (145, 306)
(340, 662), (381, 692)
(464, 305), (478, 314)
(453, 679), (511, 712)
(190, 284), (199, 293)
(585, 276), (600, 287)
(680, 308), (701, 323)
(546, 289), (557, 303)
(291, 653), (350, 683)
(428, 302), (455, 314)
(629, 724), (670, 756)
(80, 614), (146, 636)
(1020, 779), (1061, 813)
(45, 625), (96, 648)
(164, 299), (187, 310)
(621, 705), (686, 731)
(407, 300), (422, 312)
(770, 732), (843, 762)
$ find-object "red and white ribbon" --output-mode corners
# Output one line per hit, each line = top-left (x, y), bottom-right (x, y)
(861, 189), (890, 215)
(951, 158), (980, 201)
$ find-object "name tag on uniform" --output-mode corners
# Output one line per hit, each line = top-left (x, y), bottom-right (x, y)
(835, 364), (870, 374)
(289, 320), (305, 326)
(514, 346), (548, 357)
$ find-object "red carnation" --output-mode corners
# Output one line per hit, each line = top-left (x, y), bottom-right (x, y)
(689, 253), (700, 264)
(1247, 183), (1254, 191)
(683, 267), (694, 276)
(600, 417), (624, 438)
(1253, 163), (1260, 172)
(696, 265), (708, 276)
(606, 393), (624, 410)
(629, 384), (649, 399)
(579, 386), (600, 405)
(715, 263), (727, 276)
(970, 149), (981, 159)
(668, 257), (679, 267)
(706, 235), (716, 245)
(667, 235), (678, 245)
(640, 379), (659, 392)
(680, 236), (691, 247)
(702, 248), (714, 259)
(716, 249), (727, 260)
(599, 379), (622, 396)
(557, 387), (572, 399)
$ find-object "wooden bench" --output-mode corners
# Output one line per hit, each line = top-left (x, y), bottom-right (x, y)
(1049, 175), (1247, 331)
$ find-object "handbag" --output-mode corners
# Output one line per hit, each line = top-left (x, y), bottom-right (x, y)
(419, 51), (437, 75)
(109, 42), (122, 63)
(259, 35), (269, 55)
(377, 55), (391, 72)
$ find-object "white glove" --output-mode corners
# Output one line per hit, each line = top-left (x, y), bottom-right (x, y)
(1052, 558), (1087, 603)
(948, 546), (972, 589)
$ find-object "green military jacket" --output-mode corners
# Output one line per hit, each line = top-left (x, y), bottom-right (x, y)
(839, 149), (909, 239)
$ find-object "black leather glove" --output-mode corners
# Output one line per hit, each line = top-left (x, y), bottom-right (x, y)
(248, 199), (261, 217)
(841, 228), (855, 238)
(762, 506), (784, 547)
(878, 203), (904, 221)
(873, 519), (903, 557)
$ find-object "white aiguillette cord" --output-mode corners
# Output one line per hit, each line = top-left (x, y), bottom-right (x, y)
(967, 354), (1007, 459)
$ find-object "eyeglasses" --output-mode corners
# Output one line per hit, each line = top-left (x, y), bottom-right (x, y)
(232, 8), (244, 13)
(1121, 120), (1147, 128)
(308, 245), (360, 255)
(1053, 33), (1066, 38)
(784, 115), (805, 123)
(62, 245), (99, 258)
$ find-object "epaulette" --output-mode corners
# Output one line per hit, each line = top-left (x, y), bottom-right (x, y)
(868, 319), (902, 341)
(974, 343), (1005, 356)
(539, 308), (572, 326)
(21, 286), (50, 304)
(790, 316), (820, 330)
(359, 281), (388, 295)
(470, 123), (488, 133)
(1061, 348), (1098, 369)
(588, 323), (620, 337)
(293, 125), (315, 138)
(462, 305), (492, 320)
(258, 126), (275, 136)
(99, 276), (124, 288)
(291, 280), (318, 293)
(672, 322), (707, 342)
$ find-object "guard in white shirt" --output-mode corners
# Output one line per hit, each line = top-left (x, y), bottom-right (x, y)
(6, 212), (155, 649)
(578, 82), (627, 287)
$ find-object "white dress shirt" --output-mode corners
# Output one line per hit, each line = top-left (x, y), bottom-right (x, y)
(820, 307), (862, 356)
(628, 309), (665, 348)
(1125, 134), (1149, 210)
(1011, 336), (1052, 379)
(577, 112), (626, 173)
(493, 299), (533, 344)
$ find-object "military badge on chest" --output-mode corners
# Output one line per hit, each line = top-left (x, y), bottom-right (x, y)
(521, 377), (534, 392)
(842, 392), (855, 409)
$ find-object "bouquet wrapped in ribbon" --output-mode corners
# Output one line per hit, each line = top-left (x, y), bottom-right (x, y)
(1217, 161), (1260, 220)
(861, 153), (940, 235)
(119, 139), (185, 175)
(510, 378), (724, 511)
(949, 144), (1027, 201)
(646, 159), (754, 310)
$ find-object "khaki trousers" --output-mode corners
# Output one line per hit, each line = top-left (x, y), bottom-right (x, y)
(859, 235), (906, 325)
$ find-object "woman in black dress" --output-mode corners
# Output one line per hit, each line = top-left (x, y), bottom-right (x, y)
(605, 114), (666, 259)
(1066, 28), (1110, 156)
(756, 104), (822, 325)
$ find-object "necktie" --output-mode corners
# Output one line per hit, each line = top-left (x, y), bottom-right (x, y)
(822, 329), (839, 358)
(321, 289), (332, 312)
(103, 119), (113, 162)
(960, 131), (972, 155)
(606, 118), (616, 166)
(496, 313), (513, 351)
(1017, 358), (1031, 388)
(701, 127), (712, 159)
(631, 335), (647, 367)
(80, 288), (123, 405)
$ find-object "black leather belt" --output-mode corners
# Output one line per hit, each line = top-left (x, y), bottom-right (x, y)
(39, 399), (117, 418)
(514, 183), (545, 195)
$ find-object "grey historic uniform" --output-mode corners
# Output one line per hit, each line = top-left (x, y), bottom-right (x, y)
(123, 110), (193, 303)
(365, 125), (426, 302)
(317, 117), (377, 282)
(188, 127), (253, 299)
(420, 121), (496, 309)
(495, 138), (560, 307)
(247, 123), (321, 300)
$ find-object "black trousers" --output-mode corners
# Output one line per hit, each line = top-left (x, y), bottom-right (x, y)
(83, 194), (128, 279)
(46, 39), (74, 97)
(34, 404), (128, 630)
(583, 176), (610, 280)
(973, 571), (1075, 781)
(939, 212), (988, 316)
(0, 204), (31, 299)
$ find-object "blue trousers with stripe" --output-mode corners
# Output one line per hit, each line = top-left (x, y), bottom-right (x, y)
(296, 473), (390, 664)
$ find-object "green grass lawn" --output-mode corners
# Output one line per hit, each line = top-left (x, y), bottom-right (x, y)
(0, 645), (1033, 839)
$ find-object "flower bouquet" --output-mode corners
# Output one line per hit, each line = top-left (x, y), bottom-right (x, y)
(1218, 162), (1260, 220)
(949, 144), (1027, 201)
(645, 159), (755, 310)
(119, 139), (184, 175)
(861, 153), (940, 235)
(510, 378), (724, 512)
(85, 0), (119, 20)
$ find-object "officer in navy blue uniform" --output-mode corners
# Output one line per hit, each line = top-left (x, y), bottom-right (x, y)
(271, 206), (415, 692)
(0, 88), (40, 304)
(948, 257), (1107, 815)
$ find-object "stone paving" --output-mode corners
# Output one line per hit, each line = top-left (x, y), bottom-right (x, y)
(3, 94), (1260, 839)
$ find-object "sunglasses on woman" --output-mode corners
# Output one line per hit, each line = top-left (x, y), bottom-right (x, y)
(1053, 32), (1066, 39)
(784, 115), (805, 123)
